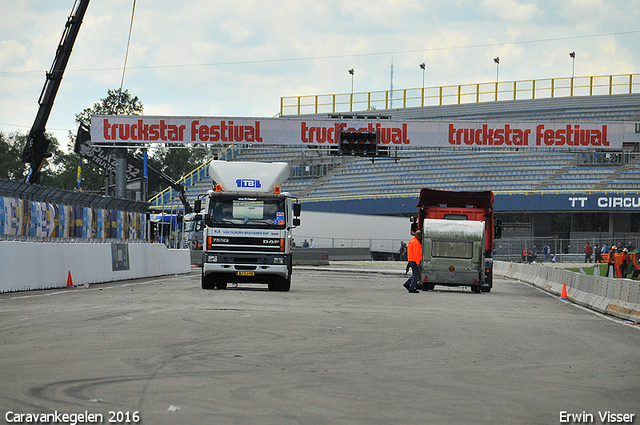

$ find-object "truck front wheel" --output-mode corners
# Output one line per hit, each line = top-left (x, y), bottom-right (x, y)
(201, 271), (215, 290)
(268, 275), (291, 292)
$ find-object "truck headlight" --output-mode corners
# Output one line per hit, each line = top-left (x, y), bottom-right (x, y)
(206, 254), (218, 263)
(273, 257), (284, 265)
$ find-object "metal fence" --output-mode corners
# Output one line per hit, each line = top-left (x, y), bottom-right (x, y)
(494, 236), (640, 263)
(291, 234), (640, 264)
(0, 179), (150, 243)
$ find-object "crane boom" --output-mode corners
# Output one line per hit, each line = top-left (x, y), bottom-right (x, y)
(22, 0), (90, 184)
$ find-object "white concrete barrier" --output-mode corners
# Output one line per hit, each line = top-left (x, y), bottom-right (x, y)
(0, 241), (191, 293)
(495, 261), (640, 323)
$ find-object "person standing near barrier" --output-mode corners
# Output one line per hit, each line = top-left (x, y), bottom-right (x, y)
(619, 248), (630, 278)
(605, 246), (616, 277)
(403, 230), (423, 294)
(542, 244), (549, 262)
(584, 242), (593, 263)
(594, 244), (603, 263)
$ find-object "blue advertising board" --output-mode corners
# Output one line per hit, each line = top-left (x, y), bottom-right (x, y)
(302, 192), (640, 215)
(495, 192), (640, 212)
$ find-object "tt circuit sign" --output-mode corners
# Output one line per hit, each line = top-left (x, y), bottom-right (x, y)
(496, 193), (640, 212)
(90, 115), (640, 149)
(569, 195), (640, 210)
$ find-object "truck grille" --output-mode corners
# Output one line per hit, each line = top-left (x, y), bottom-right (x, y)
(207, 236), (283, 252)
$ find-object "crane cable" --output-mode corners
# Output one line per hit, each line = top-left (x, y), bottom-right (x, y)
(119, 0), (136, 92)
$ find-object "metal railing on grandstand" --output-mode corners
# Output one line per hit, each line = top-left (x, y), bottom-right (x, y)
(578, 151), (638, 166)
(288, 148), (343, 179)
(147, 145), (240, 209)
(280, 73), (640, 116)
(148, 145), (346, 208)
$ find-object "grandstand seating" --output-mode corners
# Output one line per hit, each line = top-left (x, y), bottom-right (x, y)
(151, 93), (640, 211)
(151, 144), (638, 212)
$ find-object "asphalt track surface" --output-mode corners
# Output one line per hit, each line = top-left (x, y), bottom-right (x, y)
(0, 263), (638, 425)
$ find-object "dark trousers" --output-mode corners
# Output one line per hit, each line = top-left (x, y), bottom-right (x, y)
(404, 261), (420, 290)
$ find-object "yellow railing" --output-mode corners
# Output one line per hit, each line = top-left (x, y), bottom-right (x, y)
(147, 160), (211, 209)
(280, 73), (639, 116)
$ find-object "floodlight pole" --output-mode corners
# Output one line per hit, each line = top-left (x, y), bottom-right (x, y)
(420, 63), (426, 106)
(570, 51), (576, 78)
(494, 57), (500, 101)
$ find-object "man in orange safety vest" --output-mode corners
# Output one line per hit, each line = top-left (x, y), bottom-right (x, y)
(403, 230), (423, 293)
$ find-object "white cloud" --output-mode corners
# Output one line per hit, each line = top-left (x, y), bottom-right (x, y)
(0, 0), (638, 146)
(480, 0), (543, 21)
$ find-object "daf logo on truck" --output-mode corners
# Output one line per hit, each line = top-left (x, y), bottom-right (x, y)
(200, 161), (301, 292)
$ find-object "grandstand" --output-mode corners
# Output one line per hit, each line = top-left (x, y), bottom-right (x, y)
(151, 91), (640, 211)
(146, 85), (640, 259)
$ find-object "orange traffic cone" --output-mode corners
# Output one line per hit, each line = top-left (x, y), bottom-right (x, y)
(66, 271), (74, 288)
(560, 282), (568, 299)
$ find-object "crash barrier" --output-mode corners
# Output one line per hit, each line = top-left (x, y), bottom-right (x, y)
(323, 247), (371, 261)
(190, 249), (203, 267)
(494, 261), (640, 323)
(292, 247), (372, 264)
(0, 241), (190, 293)
(292, 249), (330, 265)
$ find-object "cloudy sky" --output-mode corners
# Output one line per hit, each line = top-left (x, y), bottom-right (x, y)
(1, 0), (639, 148)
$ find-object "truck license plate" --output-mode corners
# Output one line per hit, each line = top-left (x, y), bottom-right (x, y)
(237, 271), (255, 276)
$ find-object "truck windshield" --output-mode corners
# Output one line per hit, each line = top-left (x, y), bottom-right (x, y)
(208, 197), (286, 228)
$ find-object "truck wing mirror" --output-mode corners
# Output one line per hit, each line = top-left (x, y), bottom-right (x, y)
(293, 218), (301, 227)
(293, 202), (301, 217)
(494, 219), (502, 239)
(194, 199), (202, 213)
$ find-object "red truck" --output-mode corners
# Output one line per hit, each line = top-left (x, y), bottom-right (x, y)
(411, 189), (501, 293)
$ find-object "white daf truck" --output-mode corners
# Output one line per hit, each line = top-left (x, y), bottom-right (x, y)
(198, 161), (301, 291)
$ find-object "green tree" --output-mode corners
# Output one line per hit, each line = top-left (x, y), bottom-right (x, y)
(43, 145), (104, 191)
(152, 144), (211, 181)
(0, 132), (28, 181)
(75, 88), (144, 126)
(70, 88), (145, 193)
(74, 88), (213, 193)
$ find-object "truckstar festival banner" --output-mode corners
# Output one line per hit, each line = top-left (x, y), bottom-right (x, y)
(91, 115), (640, 149)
